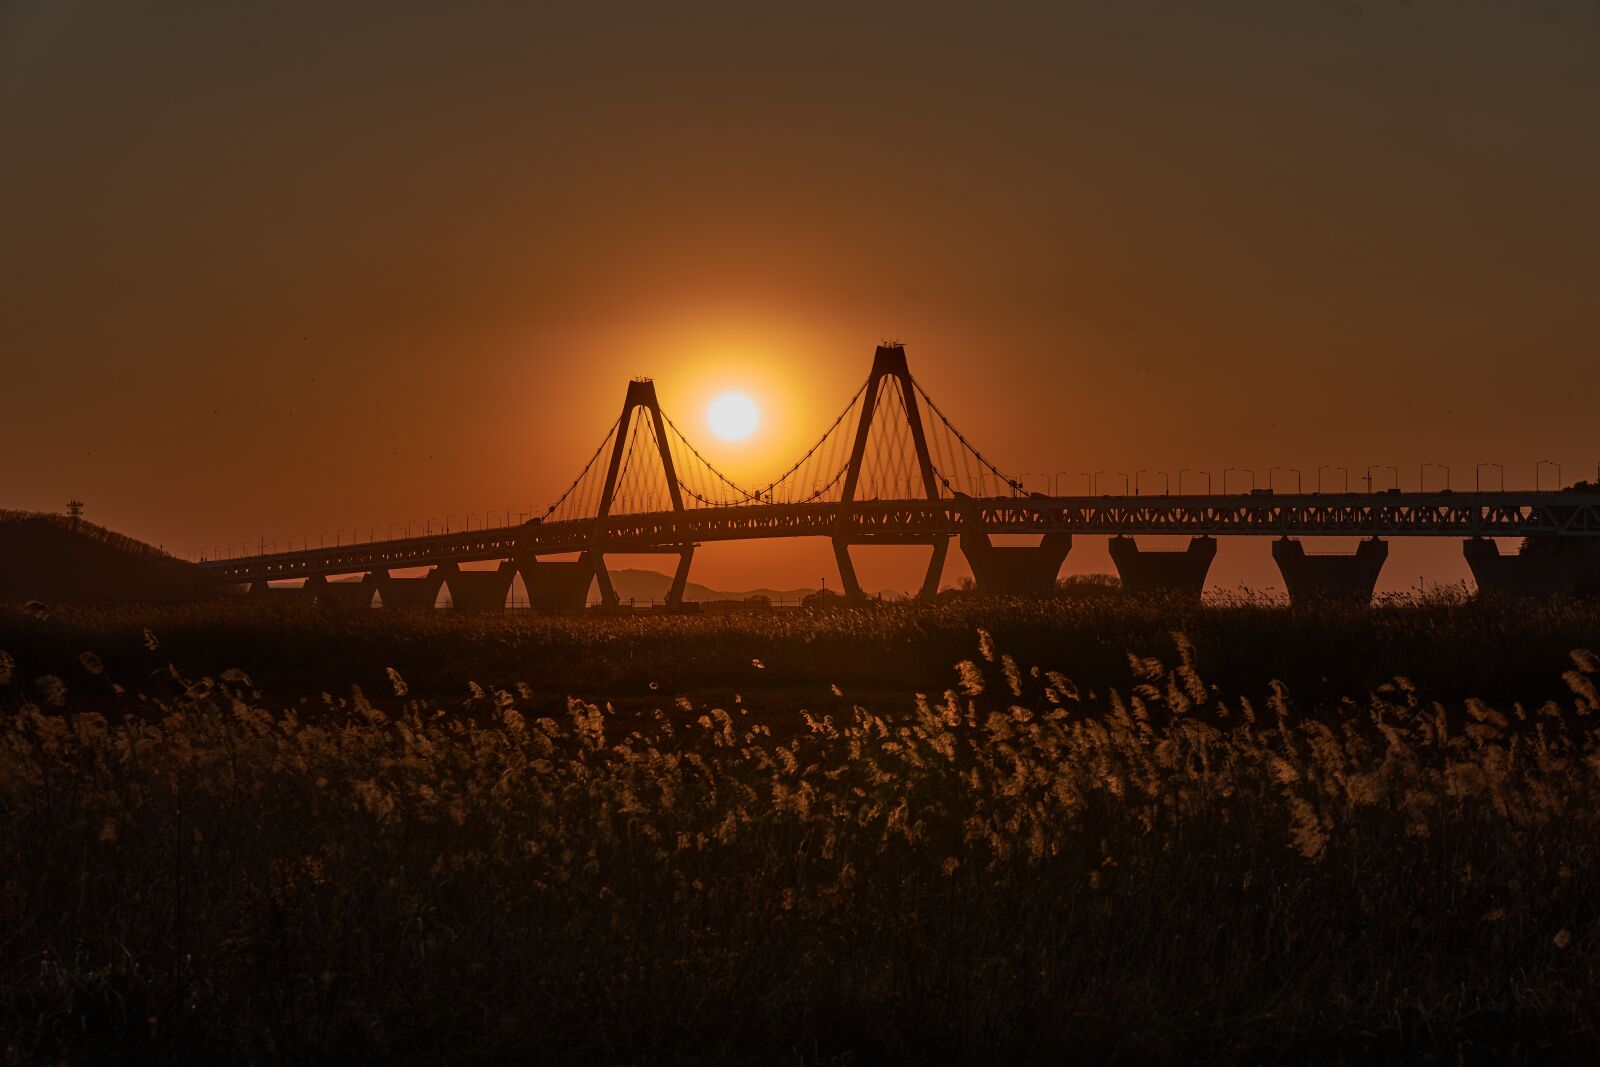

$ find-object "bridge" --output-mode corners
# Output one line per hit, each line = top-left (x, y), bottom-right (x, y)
(197, 344), (1600, 609)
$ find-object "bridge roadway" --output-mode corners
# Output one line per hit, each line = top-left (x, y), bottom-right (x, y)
(199, 489), (1600, 588)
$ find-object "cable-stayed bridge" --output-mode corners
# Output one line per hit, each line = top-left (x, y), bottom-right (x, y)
(197, 345), (1600, 609)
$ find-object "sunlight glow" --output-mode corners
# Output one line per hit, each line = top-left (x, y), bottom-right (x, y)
(707, 392), (759, 442)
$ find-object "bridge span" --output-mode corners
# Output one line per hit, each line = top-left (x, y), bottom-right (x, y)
(196, 344), (1600, 608)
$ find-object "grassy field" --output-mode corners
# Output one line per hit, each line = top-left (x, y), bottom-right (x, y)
(4, 596), (1600, 1062)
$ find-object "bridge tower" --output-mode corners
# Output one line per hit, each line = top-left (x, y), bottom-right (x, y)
(832, 344), (950, 599)
(586, 377), (695, 608)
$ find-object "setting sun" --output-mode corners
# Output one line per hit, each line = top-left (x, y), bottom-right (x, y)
(707, 392), (759, 442)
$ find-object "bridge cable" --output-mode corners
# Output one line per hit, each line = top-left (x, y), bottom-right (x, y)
(543, 416), (622, 522)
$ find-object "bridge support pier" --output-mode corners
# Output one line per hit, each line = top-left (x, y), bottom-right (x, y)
(1464, 538), (1600, 598)
(249, 579), (315, 603)
(371, 568), (446, 610)
(1272, 537), (1387, 605)
(437, 561), (518, 613)
(957, 529), (1071, 595)
(304, 574), (378, 609)
(516, 554), (597, 613)
(1108, 536), (1216, 600)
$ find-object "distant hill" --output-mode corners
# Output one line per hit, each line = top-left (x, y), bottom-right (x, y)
(0, 511), (210, 603)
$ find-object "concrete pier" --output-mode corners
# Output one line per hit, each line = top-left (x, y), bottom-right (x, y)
(518, 554), (596, 613)
(248, 579), (310, 603)
(958, 528), (1072, 595)
(304, 574), (377, 609)
(1464, 538), (1600, 598)
(437, 561), (517, 613)
(371, 568), (445, 610)
(1108, 536), (1216, 600)
(1272, 537), (1387, 605)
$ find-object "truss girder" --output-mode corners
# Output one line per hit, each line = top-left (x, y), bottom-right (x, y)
(198, 493), (1600, 585)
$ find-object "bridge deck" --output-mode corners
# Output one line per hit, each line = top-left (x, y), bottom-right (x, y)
(198, 491), (1600, 584)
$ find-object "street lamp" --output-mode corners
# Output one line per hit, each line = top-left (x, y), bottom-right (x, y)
(1134, 469), (1147, 495)
(1475, 463), (1503, 492)
(1115, 472), (1130, 494)
(1224, 467), (1255, 493)
(1053, 470), (1070, 495)
(1288, 468), (1302, 493)
(1536, 459), (1561, 492)
(1155, 470), (1170, 495)
(1420, 463), (1449, 492)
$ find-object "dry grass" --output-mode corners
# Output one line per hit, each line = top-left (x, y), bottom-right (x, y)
(3, 605), (1600, 1062)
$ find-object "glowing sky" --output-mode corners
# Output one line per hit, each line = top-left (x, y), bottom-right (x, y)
(2, 2), (1597, 594)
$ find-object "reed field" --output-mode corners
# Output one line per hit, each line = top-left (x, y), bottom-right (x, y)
(3, 595), (1600, 1062)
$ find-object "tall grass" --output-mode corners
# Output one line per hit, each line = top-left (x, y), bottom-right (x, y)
(3, 620), (1600, 1062)
(4, 593), (1599, 711)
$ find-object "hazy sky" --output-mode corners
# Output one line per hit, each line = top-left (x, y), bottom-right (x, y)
(3, 1), (1597, 594)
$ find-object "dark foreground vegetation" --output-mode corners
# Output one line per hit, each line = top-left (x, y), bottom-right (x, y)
(4, 596), (1600, 1062)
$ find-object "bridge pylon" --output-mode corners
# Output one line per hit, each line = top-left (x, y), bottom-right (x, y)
(590, 378), (695, 608)
(832, 344), (949, 599)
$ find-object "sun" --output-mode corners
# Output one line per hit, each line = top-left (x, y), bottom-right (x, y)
(707, 392), (759, 442)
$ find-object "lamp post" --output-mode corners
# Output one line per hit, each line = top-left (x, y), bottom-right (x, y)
(1420, 463), (1449, 492)
(1383, 465), (1399, 492)
(1116, 472), (1130, 494)
(1474, 463), (1503, 492)
(1134, 469), (1147, 495)
(1224, 467), (1239, 494)
(1289, 467), (1302, 493)
(1155, 470), (1170, 495)
(1536, 459), (1561, 492)
(1053, 470), (1070, 495)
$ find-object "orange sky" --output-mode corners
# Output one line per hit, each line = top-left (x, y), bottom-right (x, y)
(2, 2), (1597, 595)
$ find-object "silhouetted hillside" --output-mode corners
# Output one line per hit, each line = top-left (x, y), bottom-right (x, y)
(0, 511), (210, 603)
